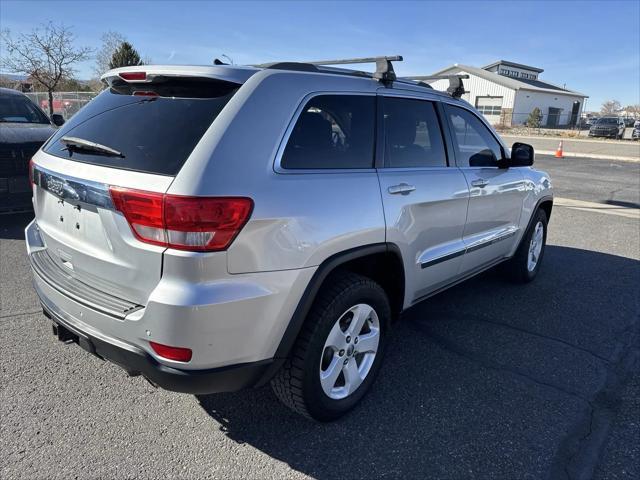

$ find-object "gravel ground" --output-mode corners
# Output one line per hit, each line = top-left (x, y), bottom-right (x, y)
(1, 156), (638, 479)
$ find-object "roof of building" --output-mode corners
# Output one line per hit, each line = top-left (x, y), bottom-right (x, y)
(430, 64), (588, 97)
(482, 60), (544, 73)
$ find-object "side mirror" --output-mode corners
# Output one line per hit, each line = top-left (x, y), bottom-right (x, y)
(51, 113), (65, 127)
(509, 142), (534, 167)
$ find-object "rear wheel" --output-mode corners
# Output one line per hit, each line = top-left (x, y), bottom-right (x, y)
(502, 209), (548, 283)
(271, 271), (390, 421)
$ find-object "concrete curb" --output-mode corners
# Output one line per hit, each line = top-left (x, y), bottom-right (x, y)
(502, 134), (638, 145)
(536, 150), (640, 163)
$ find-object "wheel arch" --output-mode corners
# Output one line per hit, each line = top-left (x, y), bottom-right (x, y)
(517, 195), (553, 253)
(272, 243), (405, 361)
(538, 198), (553, 222)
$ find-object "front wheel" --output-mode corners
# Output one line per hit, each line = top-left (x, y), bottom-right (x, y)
(502, 209), (548, 283)
(271, 271), (390, 421)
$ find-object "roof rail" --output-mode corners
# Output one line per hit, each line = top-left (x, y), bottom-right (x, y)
(405, 74), (469, 99)
(256, 55), (403, 84)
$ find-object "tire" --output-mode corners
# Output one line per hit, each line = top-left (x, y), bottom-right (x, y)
(502, 209), (548, 283)
(271, 271), (390, 421)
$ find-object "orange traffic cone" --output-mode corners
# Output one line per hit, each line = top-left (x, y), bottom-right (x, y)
(555, 141), (564, 158)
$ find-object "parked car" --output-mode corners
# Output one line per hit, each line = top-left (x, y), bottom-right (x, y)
(39, 97), (87, 118)
(632, 121), (640, 141)
(588, 116), (626, 139)
(585, 116), (599, 127)
(26, 60), (553, 421)
(622, 117), (636, 127)
(0, 87), (63, 213)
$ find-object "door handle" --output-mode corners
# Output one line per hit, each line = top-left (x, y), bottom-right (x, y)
(471, 179), (489, 188)
(388, 183), (416, 195)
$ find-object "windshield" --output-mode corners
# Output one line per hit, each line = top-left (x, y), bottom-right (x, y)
(43, 77), (239, 175)
(0, 94), (50, 124)
(597, 118), (618, 125)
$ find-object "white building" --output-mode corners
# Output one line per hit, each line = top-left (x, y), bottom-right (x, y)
(427, 60), (588, 127)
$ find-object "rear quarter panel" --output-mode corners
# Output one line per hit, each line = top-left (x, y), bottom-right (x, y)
(168, 70), (386, 273)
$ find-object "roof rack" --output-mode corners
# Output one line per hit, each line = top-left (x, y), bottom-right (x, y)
(405, 74), (469, 99)
(255, 55), (403, 84)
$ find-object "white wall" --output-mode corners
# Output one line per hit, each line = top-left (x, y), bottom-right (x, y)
(512, 90), (585, 126)
(428, 69), (516, 110)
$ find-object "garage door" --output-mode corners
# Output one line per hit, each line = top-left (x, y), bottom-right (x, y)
(475, 96), (503, 123)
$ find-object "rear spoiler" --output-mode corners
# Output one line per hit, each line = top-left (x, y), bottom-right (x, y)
(101, 65), (257, 87)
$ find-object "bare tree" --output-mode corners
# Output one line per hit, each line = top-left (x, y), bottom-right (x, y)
(94, 31), (126, 77)
(1, 23), (92, 114)
(624, 104), (640, 117)
(600, 99), (622, 115)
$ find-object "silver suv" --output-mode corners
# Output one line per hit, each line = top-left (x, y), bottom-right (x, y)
(25, 57), (553, 421)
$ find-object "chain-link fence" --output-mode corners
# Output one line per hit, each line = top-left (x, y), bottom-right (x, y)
(487, 110), (638, 131)
(24, 91), (98, 120)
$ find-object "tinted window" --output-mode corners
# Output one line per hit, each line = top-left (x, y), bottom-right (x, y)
(43, 78), (238, 175)
(447, 105), (502, 167)
(281, 95), (375, 169)
(383, 98), (446, 168)
(0, 94), (50, 124)
(383, 97), (447, 168)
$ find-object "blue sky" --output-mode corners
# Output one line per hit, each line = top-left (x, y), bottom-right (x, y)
(1, 0), (639, 109)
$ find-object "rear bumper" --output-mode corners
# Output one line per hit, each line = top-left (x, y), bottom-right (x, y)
(25, 219), (313, 392)
(39, 291), (276, 394)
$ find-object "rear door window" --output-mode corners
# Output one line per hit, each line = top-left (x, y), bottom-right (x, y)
(382, 97), (447, 168)
(43, 78), (238, 176)
(281, 95), (375, 169)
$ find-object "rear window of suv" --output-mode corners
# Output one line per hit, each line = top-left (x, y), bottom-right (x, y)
(281, 95), (375, 169)
(44, 77), (238, 176)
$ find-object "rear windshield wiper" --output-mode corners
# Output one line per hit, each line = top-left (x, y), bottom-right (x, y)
(60, 136), (125, 158)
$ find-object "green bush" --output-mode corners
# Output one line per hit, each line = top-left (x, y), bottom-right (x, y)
(526, 108), (543, 128)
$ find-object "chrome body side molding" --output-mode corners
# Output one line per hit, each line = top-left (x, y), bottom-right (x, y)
(419, 226), (519, 269)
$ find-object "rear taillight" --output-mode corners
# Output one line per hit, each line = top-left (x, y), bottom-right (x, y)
(149, 341), (192, 362)
(109, 187), (253, 252)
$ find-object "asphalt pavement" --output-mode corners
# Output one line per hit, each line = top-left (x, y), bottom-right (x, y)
(1, 155), (638, 480)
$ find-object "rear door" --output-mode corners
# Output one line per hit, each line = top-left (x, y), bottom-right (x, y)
(31, 76), (240, 304)
(376, 93), (470, 302)
(443, 103), (526, 274)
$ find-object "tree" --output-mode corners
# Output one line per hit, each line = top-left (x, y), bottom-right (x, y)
(109, 42), (142, 69)
(526, 107), (543, 128)
(601, 100), (621, 115)
(624, 104), (640, 117)
(94, 31), (127, 77)
(1, 23), (92, 114)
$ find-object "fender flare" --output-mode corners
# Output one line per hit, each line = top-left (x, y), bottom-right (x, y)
(517, 195), (553, 250)
(274, 242), (402, 360)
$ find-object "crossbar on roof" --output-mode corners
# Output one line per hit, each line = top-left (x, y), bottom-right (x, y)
(404, 74), (470, 99)
(255, 55), (403, 84)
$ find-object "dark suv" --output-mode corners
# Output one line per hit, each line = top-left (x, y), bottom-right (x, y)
(588, 116), (625, 139)
(0, 87), (61, 213)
